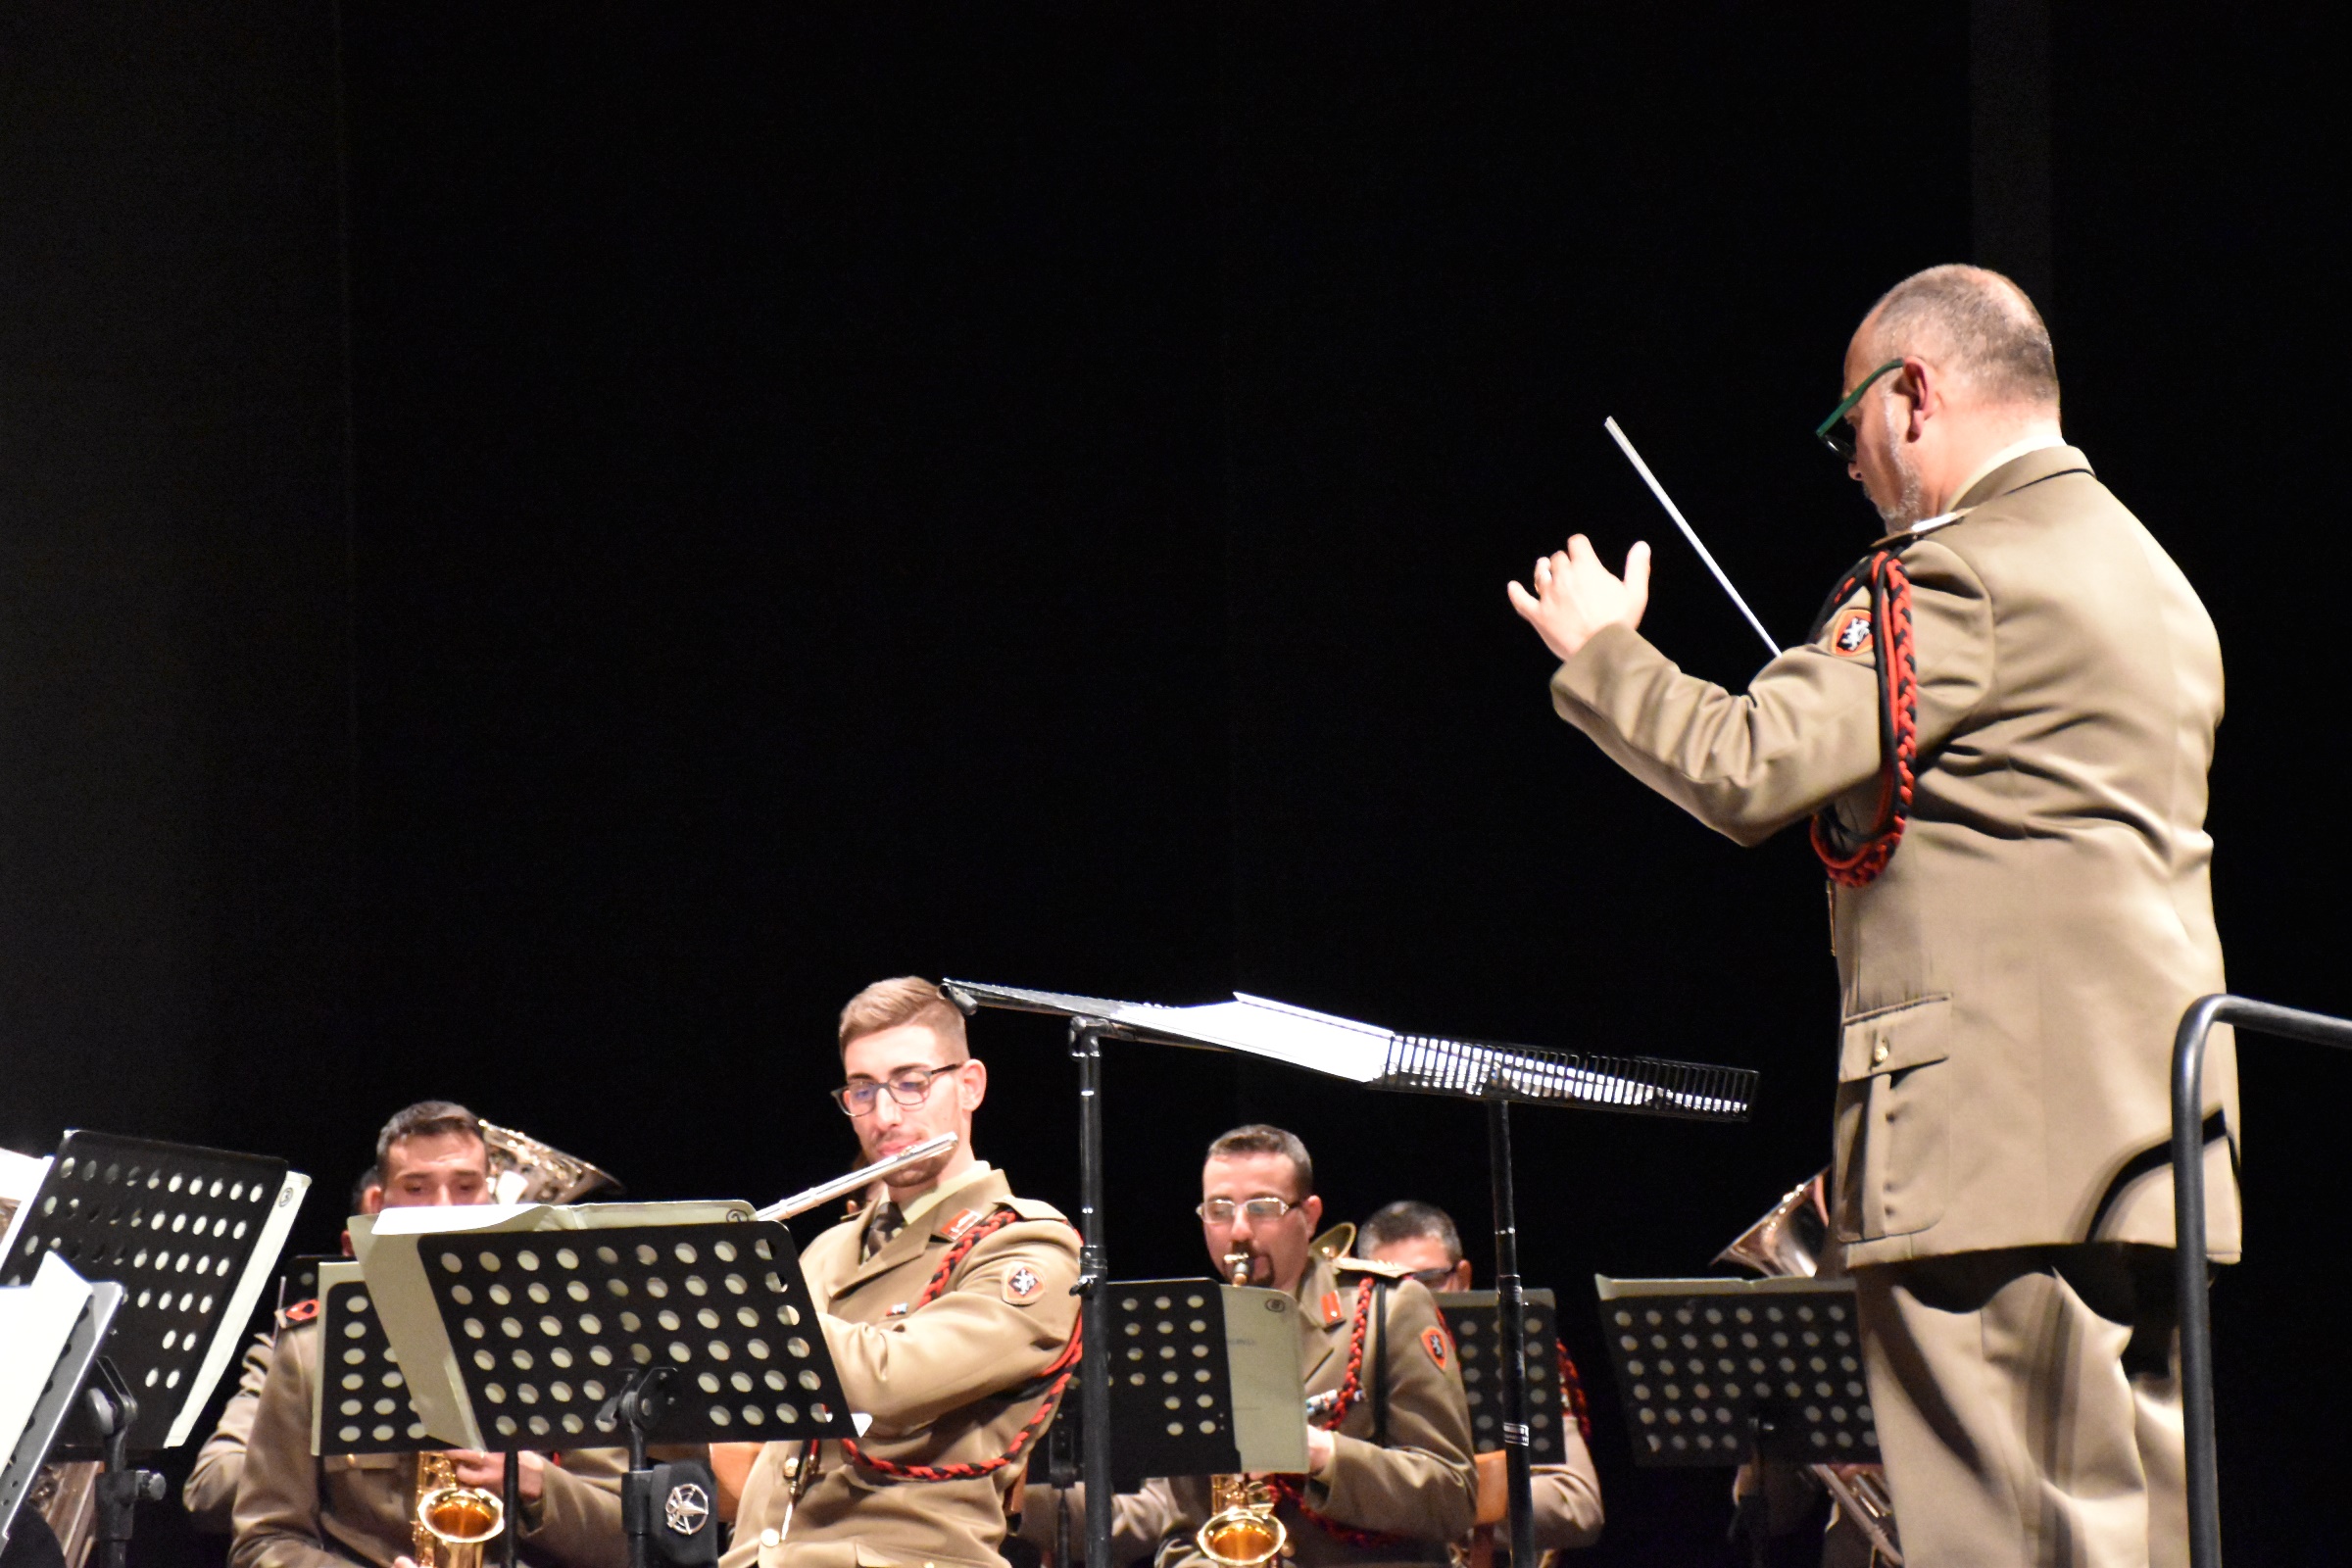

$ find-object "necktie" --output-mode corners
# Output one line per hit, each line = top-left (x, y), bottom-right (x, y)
(862, 1200), (905, 1260)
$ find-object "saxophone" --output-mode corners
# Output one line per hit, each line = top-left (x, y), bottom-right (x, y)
(1194, 1252), (1288, 1568)
(412, 1452), (505, 1568)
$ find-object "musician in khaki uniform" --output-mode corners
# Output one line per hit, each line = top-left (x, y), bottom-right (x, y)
(230, 1104), (625, 1568)
(719, 977), (1082, 1568)
(1508, 265), (2234, 1566)
(1357, 1201), (1601, 1554)
(1028, 1127), (1476, 1568)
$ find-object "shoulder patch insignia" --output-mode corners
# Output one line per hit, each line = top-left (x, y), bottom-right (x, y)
(1004, 1264), (1043, 1304)
(283, 1298), (318, 1325)
(1829, 606), (1874, 657)
(1319, 1290), (1344, 1327)
(942, 1207), (981, 1240)
(1422, 1324), (1452, 1369)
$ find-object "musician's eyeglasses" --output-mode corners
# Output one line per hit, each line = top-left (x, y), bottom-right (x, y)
(832, 1062), (963, 1117)
(1197, 1197), (1300, 1225)
(1402, 1264), (1458, 1290)
(1814, 358), (1906, 462)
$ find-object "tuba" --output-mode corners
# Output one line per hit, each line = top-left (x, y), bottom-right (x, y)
(1195, 1252), (1289, 1568)
(412, 1452), (505, 1568)
(1309, 1222), (1355, 1262)
(480, 1121), (621, 1205)
(1719, 1171), (1903, 1566)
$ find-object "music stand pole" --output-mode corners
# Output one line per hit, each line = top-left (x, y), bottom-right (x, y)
(614, 1368), (671, 1568)
(86, 1362), (163, 1568)
(1486, 1100), (1536, 1568)
(1071, 1019), (1113, 1568)
(502, 1449), (520, 1568)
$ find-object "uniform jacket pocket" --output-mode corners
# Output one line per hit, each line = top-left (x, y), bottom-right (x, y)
(1833, 996), (1952, 1243)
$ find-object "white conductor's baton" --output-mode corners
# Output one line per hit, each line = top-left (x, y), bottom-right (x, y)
(1601, 416), (1780, 660)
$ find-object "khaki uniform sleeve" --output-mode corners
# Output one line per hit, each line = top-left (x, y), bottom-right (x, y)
(184, 1332), (276, 1532)
(229, 1326), (347, 1568)
(1546, 539), (1991, 847)
(1015, 1479), (1186, 1566)
(818, 1218), (1081, 1436)
(1303, 1282), (1477, 1544)
(519, 1448), (626, 1568)
(1529, 1447), (1603, 1551)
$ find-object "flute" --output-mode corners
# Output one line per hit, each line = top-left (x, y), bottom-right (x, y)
(755, 1133), (960, 1222)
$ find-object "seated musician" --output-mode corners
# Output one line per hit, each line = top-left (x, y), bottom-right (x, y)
(1025, 1126), (1479, 1568)
(183, 1166), (377, 1533)
(229, 1102), (626, 1568)
(1357, 1201), (1603, 1554)
(716, 977), (1082, 1568)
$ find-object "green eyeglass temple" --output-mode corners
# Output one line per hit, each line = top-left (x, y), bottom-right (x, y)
(1814, 358), (1906, 460)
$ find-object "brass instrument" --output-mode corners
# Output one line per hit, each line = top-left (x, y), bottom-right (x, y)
(413, 1451), (505, 1568)
(1720, 1171), (1902, 1566)
(1195, 1252), (1289, 1568)
(1309, 1221), (1355, 1262)
(481, 1121), (621, 1205)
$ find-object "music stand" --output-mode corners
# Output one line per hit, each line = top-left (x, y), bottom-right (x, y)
(310, 1260), (435, 1457)
(368, 1213), (854, 1568)
(1101, 1279), (1307, 1491)
(1435, 1290), (1569, 1466)
(1592, 1276), (1878, 1467)
(1, 1256), (122, 1558)
(944, 979), (1758, 1568)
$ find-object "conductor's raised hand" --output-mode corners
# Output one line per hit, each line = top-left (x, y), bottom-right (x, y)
(1506, 535), (1651, 662)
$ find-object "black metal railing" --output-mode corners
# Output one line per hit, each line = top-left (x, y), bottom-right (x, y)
(2174, 993), (2352, 1568)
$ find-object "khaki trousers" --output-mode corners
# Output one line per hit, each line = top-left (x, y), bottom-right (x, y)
(1851, 1247), (2185, 1568)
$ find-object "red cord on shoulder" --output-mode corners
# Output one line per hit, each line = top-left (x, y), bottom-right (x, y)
(1810, 550), (1918, 888)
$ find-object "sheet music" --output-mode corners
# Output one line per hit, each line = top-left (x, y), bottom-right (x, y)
(1, 1254), (119, 1552)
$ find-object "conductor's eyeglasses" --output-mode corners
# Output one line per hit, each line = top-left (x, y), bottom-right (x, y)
(1814, 358), (1906, 461)
(832, 1062), (962, 1117)
(1197, 1197), (1298, 1224)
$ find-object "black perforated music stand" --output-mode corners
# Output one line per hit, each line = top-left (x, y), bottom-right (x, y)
(0, 1132), (310, 1455)
(1101, 1279), (1307, 1491)
(1592, 1276), (1879, 1467)
(311, 1261), (434, 1457)
(1436, 1290), (1569, 1466)
(398, 1220), (856, 1568)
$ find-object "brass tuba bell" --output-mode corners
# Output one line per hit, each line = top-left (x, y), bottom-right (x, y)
(479, 1121), (622, 1205)
(1196, 1252), (1290, 1568)
(1308, 1222), (1355, 1262)
(413, 1452), (505, 1568)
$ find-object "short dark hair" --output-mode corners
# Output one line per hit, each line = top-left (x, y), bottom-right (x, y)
(1362, 1200), (1463, 1266)
(374, 1101), (486, 1170)
(1204, 1124), (1313, 1199)
(348, 1166), (379, 1215)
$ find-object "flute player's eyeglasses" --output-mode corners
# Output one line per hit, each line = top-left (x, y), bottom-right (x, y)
(1814, 358), (1906, 462)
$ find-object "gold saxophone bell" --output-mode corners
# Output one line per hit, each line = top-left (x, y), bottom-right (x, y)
(1197, 1252), (1289, 1568)
(413, 1452), (506, 1568)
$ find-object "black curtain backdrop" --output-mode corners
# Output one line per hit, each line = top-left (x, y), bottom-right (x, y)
(2, 7), (2340, 1563)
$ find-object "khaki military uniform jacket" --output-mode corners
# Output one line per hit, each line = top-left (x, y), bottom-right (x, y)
(185, 1328), (277, 1531)
(723, 1168), (1082, 1568)
(1151, 1255), (1478, 1568)
(228, 1318), (628, 1568)
(1547, 446), (2239, 1265)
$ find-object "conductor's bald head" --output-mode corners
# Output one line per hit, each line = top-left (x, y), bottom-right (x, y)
(1860, 265), (2059, 416)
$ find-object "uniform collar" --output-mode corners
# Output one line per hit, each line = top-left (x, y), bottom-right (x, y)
(896, 1160), (994, 1231)
(1872, 443), (2094, 549)
(834, 1165), (1011, 1297)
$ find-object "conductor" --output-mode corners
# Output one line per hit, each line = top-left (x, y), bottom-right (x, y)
(1507, 265), (2236, 1567)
